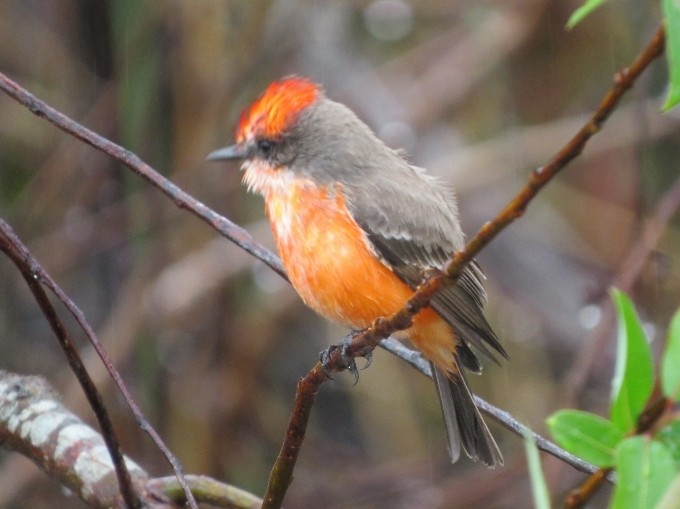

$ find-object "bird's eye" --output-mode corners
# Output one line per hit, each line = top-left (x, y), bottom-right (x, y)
(257, 139), (274, 156)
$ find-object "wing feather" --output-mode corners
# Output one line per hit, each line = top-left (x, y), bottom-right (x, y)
(345, 163), (508, 368)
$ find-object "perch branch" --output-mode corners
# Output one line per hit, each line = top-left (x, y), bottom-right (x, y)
(0, 71), (285, 280)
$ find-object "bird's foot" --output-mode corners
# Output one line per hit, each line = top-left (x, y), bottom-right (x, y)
(319, 331), (373, 385)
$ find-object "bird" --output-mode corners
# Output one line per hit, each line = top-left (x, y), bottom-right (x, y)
(207, 76), (507, 466)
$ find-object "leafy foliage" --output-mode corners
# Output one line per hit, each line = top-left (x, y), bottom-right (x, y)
(568, 0), (680, 110)
(662, 308), (680, 400)
(547, 410), (623, 467)
(609, 289), (654, 433)
(566, 0), (611, 29)
(541, 290), (680, 508)
(524, 433), (551, 509)
(611, 437), (675, 509)
(663, 0), (680, 110)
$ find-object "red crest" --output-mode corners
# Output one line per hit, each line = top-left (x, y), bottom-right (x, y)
(236, 77), (320, 142)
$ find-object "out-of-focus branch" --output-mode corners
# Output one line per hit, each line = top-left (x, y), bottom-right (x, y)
(0, 370), (262, 509)
(0, 217), (197, 509)
(0, 71), (286, 281)
(565, 171), (680, 401)
(0, 370), (146, 509)
(0, 220), (141, 509)
(380, 338), (608, 478)
(261, 24), (666, 509)
(147, 476), (262, 509)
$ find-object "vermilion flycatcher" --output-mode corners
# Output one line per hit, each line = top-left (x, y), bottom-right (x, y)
(208, 76), (507, 466)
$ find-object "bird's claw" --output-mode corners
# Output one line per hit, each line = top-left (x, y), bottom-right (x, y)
(319, 344), (340, 380)
(319, 332), (372, 385)
(359, 351), (373, 370)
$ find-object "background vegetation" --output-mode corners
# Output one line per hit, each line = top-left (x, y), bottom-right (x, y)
(0, 1), (678, 507)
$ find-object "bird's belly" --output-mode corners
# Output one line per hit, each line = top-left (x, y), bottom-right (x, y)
(265, 182), (457, 373)
(266, 184), (409, 328)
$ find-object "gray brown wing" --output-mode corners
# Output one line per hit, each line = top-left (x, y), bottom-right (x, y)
(346, 169), (508, 369)
(361, 231), (507, 369)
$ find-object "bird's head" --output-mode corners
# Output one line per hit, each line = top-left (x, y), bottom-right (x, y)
(207, 77), (321, 171)
(208, 76), (398, 194)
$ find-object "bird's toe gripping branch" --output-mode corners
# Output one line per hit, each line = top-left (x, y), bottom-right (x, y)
(319, 331), (373, 385)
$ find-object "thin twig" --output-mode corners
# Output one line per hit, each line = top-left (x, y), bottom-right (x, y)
(380, 338), (605, 477)
(565, 169), (680, 402)
(0, 218), (199, 509)
(147, 475), (262, 508)
(260, 24), (666, 509)
(565, 468), (613, 509)
(0, 71), (285, 281)
(0, 220), (141, 509)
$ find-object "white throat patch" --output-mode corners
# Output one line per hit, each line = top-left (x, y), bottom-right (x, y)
(241, 160), (299, 197)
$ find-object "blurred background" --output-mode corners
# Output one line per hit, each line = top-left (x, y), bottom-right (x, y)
(0, 1), (678, 507)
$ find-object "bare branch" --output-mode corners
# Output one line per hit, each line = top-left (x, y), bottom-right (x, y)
(0, 370), (146, 508)
(0, 370), (264, 508)
(0, 218), (197, 509)
(0, 220), (141, 509)
(147, 476), (262, 509)
(0, 71), (285, 281)
(565, 170), (680, 401)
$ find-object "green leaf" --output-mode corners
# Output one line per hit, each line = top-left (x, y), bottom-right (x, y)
(566, 0), (610, 29)
(657, 420), (680, 470)
(524, 432), (552, 509)
(611, 437), (676, 509)
(656, 471), (680, 509)
(547, 409), (624, 467)
(662, 308), (680, 400)
(610, 289), (655, 433)
(662, 0), (680, 111)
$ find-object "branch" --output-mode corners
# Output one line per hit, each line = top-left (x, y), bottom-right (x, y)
(0, 370), (146, 508)
(147, 476), (262, 509)
(564, 167), (680, 401)
(0, 71), (285, 281)
(261, 24), (666, 509)
(380, 338), (607, 478)
(0, 370), (262, 509)
(0, 218), (198, 509)
(0, 220), (141, 509)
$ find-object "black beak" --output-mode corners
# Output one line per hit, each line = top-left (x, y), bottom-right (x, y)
(206, 143), (249, 161)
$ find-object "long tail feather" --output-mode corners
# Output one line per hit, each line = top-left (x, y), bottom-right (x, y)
(432, 362), (503, 467)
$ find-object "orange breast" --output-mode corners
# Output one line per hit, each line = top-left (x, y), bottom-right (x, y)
(264, 179), (458, 374)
